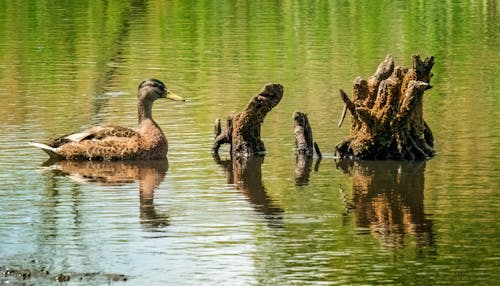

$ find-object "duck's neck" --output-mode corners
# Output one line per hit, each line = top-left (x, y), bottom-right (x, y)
(138, 99), (154, 123)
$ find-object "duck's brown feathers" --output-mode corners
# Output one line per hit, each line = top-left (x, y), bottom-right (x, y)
(52, 126), (139, 146)
(48, 119), (167, 161)
(30, 78), (178, 161)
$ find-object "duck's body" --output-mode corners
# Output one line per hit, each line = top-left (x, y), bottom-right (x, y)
(30, 79), (183, 161)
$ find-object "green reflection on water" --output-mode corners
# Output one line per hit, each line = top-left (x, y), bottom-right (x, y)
(0, 0), (498, 285)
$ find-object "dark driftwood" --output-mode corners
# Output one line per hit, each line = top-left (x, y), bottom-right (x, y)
(293, 111), (322, 185)
(336, 54), (435, 160)
(293, 111), (314, 156)
(212, 83), (284, 159)
(293, 111), (322, 157)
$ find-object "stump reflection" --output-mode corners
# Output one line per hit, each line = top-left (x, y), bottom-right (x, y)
(213, 154), (284, 228)
(43, 159), (170, 229)
(337, 159), (434, 249)
(294, 155), (321, 186)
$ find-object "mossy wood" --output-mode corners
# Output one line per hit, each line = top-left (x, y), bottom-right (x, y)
(212, 83), (283, 158)
(336, 54), (435, 160)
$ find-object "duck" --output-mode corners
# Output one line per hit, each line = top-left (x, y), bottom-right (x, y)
(29, 78), (184, 161)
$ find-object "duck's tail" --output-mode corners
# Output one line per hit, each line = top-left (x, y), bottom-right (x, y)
(28, 142), (61, 158)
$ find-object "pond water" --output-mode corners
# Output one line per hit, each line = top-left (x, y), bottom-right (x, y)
(0, 1), (499, 285)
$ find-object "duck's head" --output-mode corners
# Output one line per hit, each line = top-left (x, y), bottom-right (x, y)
(138, 79), (184, 102)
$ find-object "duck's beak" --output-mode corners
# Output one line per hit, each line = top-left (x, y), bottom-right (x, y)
(165, 90), (185, 101)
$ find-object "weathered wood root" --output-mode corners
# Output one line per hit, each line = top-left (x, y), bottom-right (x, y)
(335, 54), (435, 160)
(293, 111), (322, 186)
(293, 111), (313, 156)
(293, 111), (322, 157)
(212, 83), (284, 159)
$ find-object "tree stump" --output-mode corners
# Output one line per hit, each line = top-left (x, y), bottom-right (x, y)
(294, 111), (314, 156)
(336, 54), (435, 160)
(293, 111), (322, 185)
(212, 83), (284, 158)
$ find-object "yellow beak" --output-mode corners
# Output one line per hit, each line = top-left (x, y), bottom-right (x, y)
(166, 90), (185, 101)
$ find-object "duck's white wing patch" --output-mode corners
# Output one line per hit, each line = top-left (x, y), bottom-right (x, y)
(65, 131), (93, 142)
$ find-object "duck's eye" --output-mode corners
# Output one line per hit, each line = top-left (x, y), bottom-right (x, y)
(156, 84), (165, 91)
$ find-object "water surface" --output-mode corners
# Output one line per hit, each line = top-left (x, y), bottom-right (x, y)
(0, 1), (498, 285)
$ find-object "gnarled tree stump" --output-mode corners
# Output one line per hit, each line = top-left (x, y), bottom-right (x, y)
(336, 54), (435, 160)
(212, 83), (284, 158)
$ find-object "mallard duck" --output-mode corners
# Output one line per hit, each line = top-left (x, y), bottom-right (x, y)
(29, 79), (184, 160)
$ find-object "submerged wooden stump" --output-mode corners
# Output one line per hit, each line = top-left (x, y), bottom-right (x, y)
(293, 111), (322, 185)
(336, 54), (435, 160)
(212, 83), (283, 158)
(293, 111), (323, 157)
(294, 111), (314, 156)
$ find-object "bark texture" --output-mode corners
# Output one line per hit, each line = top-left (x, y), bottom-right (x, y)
(212, 83), (283, 158)
(294, 111), (314, 156)
(336, 54), (435, 160)
(293, 111), (322, 185)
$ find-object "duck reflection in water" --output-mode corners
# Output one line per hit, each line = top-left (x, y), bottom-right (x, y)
(213, 154), (284, 228)
(337, 159), (434, 252)
(43, 159), (170, 229)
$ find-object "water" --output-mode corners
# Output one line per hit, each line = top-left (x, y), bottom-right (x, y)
(0, 1), (499, 285)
